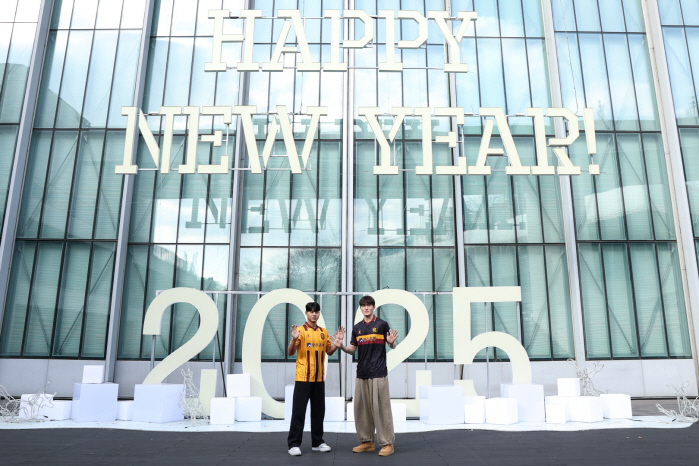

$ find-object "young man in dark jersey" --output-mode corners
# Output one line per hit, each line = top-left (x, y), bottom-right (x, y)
(331, 295), (398, 457)
(286, 301), (341, 456)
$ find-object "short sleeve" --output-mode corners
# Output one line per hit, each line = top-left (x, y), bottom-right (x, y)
(324, 329), (332, 348)
(350, 327), (358, 346)
(382, 321), (389, 338)
(294, 331), (303, 347)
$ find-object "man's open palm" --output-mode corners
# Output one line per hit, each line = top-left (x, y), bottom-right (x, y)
(387, 329), (398, 345)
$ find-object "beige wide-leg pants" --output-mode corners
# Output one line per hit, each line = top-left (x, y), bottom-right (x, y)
(354, 377), (394, 446)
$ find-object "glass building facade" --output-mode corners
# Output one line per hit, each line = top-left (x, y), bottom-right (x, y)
(0, 0), (698, 398)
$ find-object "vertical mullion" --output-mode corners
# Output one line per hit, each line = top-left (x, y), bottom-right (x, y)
(19, 241), (41, 357)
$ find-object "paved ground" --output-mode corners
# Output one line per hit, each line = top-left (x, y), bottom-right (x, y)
(0, 423), (697, 466)
(0, 400), (693, 465)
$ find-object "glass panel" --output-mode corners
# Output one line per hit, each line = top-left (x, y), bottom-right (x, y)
(603, 243), (638, 358)
(67, 131), (105, 238)
(82, 30), (119, 128)
(40, 131), (79, 239)
(578, 243), (611, 358)
(71, 0), (99, 29)
(94, 131), (126, 239)
(23, 242), (63, 356)
(81, 242), (116, 358)
(118, 245), (148, 358)
(0, 126), (19, 231)
(17, 131), (52, 238)
(0, 242), (36, 356)
(0, 23), (37, 123)
(628, 243), (667, 358)
(34, 31), (69, 128)
(657, 243), (692, 357)
(52, 242), (91, 357)
(56, 30), (94, 128)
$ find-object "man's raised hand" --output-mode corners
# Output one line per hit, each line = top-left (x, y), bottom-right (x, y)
(330, 326), (345, 347)
(291, 324), (300, 340)
(387, 328), (398, 345)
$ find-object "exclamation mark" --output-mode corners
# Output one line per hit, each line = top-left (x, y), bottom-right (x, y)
(584, 108), (600, 175)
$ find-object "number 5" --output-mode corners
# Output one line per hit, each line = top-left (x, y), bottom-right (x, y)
(453, 287), (531, 396)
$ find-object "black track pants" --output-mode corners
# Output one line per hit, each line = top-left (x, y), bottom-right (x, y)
(287, 381), (325, 448)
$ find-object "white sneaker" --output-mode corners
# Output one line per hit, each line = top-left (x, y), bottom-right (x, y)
(312, 443), (331, 452)
(288, 447), (302, 456)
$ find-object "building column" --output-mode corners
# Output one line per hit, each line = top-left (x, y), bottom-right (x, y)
(541, 0), (587, 364)
(642, 0), (699, 383)
(104, 0), (156, 382)
(0, 0), (54, 333)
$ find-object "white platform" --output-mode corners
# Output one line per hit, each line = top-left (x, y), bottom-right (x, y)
(132, 384), (184, 424)
(545, 396), (571, 422)
(546, 405), (567, 424)
(485, 398), (518, 425)
(82, 365), (105, 384)
(283, 384), (310, 424)
(419, 385), (465, 425)
(600, 394), (632, 419)
(557, 378), (581, 397)
(325, 397), (345, 422)
(501, 384), (545, 422)
(117, 401), (133, 421)
(226, 374), (251, 398)
(568, 396), (603, 423)
(0, 417), (688, 433)
(235, 396), (261, 421)
(464, 396), (486, 424)
(18, 393), (54, 419)
(210, 397), (236, 425)
(346, 401), (355, 422)
(71, 383), (119, 422)
(392, 402), (407, 423)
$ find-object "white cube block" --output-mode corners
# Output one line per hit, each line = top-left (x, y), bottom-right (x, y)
(18, 393), (54, 419)
(347, 402), (355, 422)
(545, 396), (570, 421)
(210, 397), (236, 425)
(600, 394), (632, 419)
(463, 396), (486, 424)
(46, 400), (72, 421)
(71, 383), (119, 422)
(546, 404), (567, 424)
(391, 403), (407, 423)
(82, 365), (105, 384)
(283, 385), (310, 424)
(226, 374), (251, 398)
(501, 384), (545, 422)
(325, 397), (345, 421)
(568, 396), (603, 423)
(117, 401), (133, 421)
(557, 378), (581, 397)
(235, 396), (261, 421)
(485, 397), (518, 425)
(419, 385), (465, 425)
(132, 384), (184, 423)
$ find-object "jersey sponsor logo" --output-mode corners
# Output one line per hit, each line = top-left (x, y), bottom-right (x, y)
(320, 333), (325, 339)
(307, 343), (311, 347)
(373, 327), (377, 333)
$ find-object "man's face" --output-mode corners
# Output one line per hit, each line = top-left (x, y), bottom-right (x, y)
(306, 309), (320, 324)
(361, 303), (375, 318)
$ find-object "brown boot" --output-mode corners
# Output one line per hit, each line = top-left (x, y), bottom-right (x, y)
(378, 444), (394, 456)
(352, 442), (375, 453)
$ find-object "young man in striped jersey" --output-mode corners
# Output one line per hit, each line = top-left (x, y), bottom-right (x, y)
(286, 301), (340, 456)
(332, 295), (398, 457)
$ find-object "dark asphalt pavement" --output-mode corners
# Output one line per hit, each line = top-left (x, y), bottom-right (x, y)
(0, 424), (697, 466)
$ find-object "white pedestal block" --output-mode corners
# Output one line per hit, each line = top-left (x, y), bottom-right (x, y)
(325, 397), (345, 421)
(117, 401), (133, 421)
(347, 402), (355, 422)
(235, 396), (261, 421)
(419, 385), (465, 425)
(600, 394), (632, 419)
(132, 384), (184, 423)
(557, 378), (581, 397)
(283, 385), (310, 424)
(391, 402), (407, 423)
(82, 365), (105, 384)
(18, 393), (53, 419)
(545, 396), (571, 421)
(46, 400), (72, 421)
(501, 384), (545, 422)
(546, 404), (567, 424)
(485, 398), (518, 425)
(226, 374), (251, 398)
(568, 396), (603, 423)
(71, 383), (119, 422)
(210, 397), (236, 425)
(463, 396), (486, 424)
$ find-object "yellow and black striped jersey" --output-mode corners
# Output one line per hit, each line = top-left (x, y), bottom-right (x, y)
(294, 323), (331, 382)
